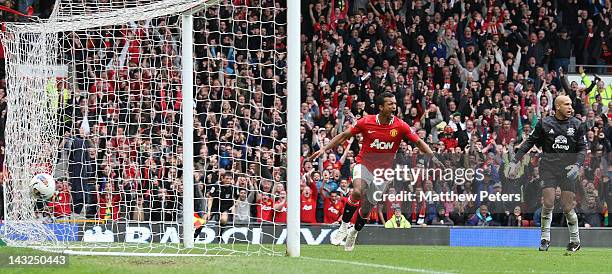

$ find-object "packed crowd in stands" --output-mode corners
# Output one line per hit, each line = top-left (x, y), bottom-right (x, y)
(298, 0), (612, 228)
(0, 0), (610, 229)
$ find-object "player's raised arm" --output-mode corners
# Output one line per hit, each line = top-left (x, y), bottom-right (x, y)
(507, 119), (543, 178)
(413, 138), (433, 156)
(306, 128), (354, 162)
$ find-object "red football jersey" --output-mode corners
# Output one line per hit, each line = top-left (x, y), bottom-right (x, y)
(300, 182), (318, 223)
(323, 198), (344, 224)
(48, 191), (72, 218)
(257, 199), (274, 222)
(274, 200), (287, 223)
(301, 197), (317, 223)
(350, 114), (419, 170)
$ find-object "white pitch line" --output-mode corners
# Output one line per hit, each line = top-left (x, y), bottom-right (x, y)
(301, 256), (453, 274)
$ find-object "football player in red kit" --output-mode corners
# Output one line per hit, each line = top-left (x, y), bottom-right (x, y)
(307, 92), (442, 251)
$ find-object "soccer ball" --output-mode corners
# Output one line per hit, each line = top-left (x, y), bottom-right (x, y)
(30, 173), (56, 200)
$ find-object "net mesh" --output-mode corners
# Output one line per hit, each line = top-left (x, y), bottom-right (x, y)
(1, 0), (289, 256)
(1, 30), (62, 249)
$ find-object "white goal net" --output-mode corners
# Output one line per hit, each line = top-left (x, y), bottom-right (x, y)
(1, 0), (292, 256)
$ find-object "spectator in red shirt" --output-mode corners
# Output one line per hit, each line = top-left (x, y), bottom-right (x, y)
(323, 191), (344, 224)
(257, 193), (274, 223)
(98, 183), (121, 221)
(301, 173), (318, 223)
(48, 180), (72, 218)
(323, 152), (341, 171)
(273, 190), (288, 223)
(440, 126), (458, 150)
(368, 204), (381, 224)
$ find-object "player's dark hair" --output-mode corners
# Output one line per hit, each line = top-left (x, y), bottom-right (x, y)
(374, 92), (395, 110)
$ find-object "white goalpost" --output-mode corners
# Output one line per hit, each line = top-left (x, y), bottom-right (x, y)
(0, 0), (300, 256)
(285, 0), (300, 258)
(181, 9), (196, 250)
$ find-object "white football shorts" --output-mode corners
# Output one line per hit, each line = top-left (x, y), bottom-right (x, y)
(352, 164), (391, 204)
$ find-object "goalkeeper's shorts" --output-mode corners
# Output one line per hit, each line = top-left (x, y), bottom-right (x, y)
(352, 164), (391, 205)
(539, 167), (577, 193)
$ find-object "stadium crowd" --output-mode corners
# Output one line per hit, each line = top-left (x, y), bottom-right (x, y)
(297, 0), (612, 228)
(0, 0), (609, 229)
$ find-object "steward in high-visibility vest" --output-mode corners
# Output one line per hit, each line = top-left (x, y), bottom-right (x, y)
(580, 73), (612, 107)
(384, 209), (412, 228)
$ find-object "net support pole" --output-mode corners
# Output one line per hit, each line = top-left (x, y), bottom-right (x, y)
(286, 0), (301, 257)
(181, 11), (195, 249)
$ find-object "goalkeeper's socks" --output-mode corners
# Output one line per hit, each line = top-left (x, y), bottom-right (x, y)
(354, 209), (368, 231)
(541, 206), (554, 241)
(341, 196), (360, 224)
(565, 209), (580, 244)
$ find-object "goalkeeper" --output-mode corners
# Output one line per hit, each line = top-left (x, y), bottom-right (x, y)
(508, 95), (586, 254)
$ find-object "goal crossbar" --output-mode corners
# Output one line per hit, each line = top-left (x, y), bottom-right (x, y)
(5, 0), (218, 34)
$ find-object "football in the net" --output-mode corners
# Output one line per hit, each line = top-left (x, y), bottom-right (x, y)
(30, 173), (56, 200)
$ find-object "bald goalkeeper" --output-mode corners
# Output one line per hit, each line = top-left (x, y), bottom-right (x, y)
(508, 95), (587, 254)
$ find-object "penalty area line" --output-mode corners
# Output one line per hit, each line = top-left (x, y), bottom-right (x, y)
(300, 256), (453, 274)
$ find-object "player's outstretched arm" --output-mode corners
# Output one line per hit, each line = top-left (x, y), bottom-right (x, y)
(306, 129), (353, 162)
(512, 119), (543, 163)
(414, 138), (434, 156)
(507, 119), (544, 178)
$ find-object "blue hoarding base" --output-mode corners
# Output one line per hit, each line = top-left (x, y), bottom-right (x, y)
(450, 228), (541, 247)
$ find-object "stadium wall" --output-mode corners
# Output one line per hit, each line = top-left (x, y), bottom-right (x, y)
(3, 223), (612, 248)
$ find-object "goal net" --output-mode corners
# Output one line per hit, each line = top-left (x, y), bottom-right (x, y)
(1, 0), (291, 256)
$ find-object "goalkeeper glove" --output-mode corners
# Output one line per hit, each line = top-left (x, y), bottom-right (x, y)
(565, 164), (580, 181)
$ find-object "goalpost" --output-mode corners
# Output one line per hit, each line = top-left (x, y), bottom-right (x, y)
(0, 0), (300, 256)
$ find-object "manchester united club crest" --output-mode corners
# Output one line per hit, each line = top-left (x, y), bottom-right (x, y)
(567, 127), (575, 136)
(390, 129), (398, 137)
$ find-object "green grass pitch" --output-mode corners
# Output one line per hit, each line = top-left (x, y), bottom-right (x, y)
(1, 245), (611, 273)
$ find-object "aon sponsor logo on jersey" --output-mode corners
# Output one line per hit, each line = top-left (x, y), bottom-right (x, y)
(370, 139), (395, 149)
